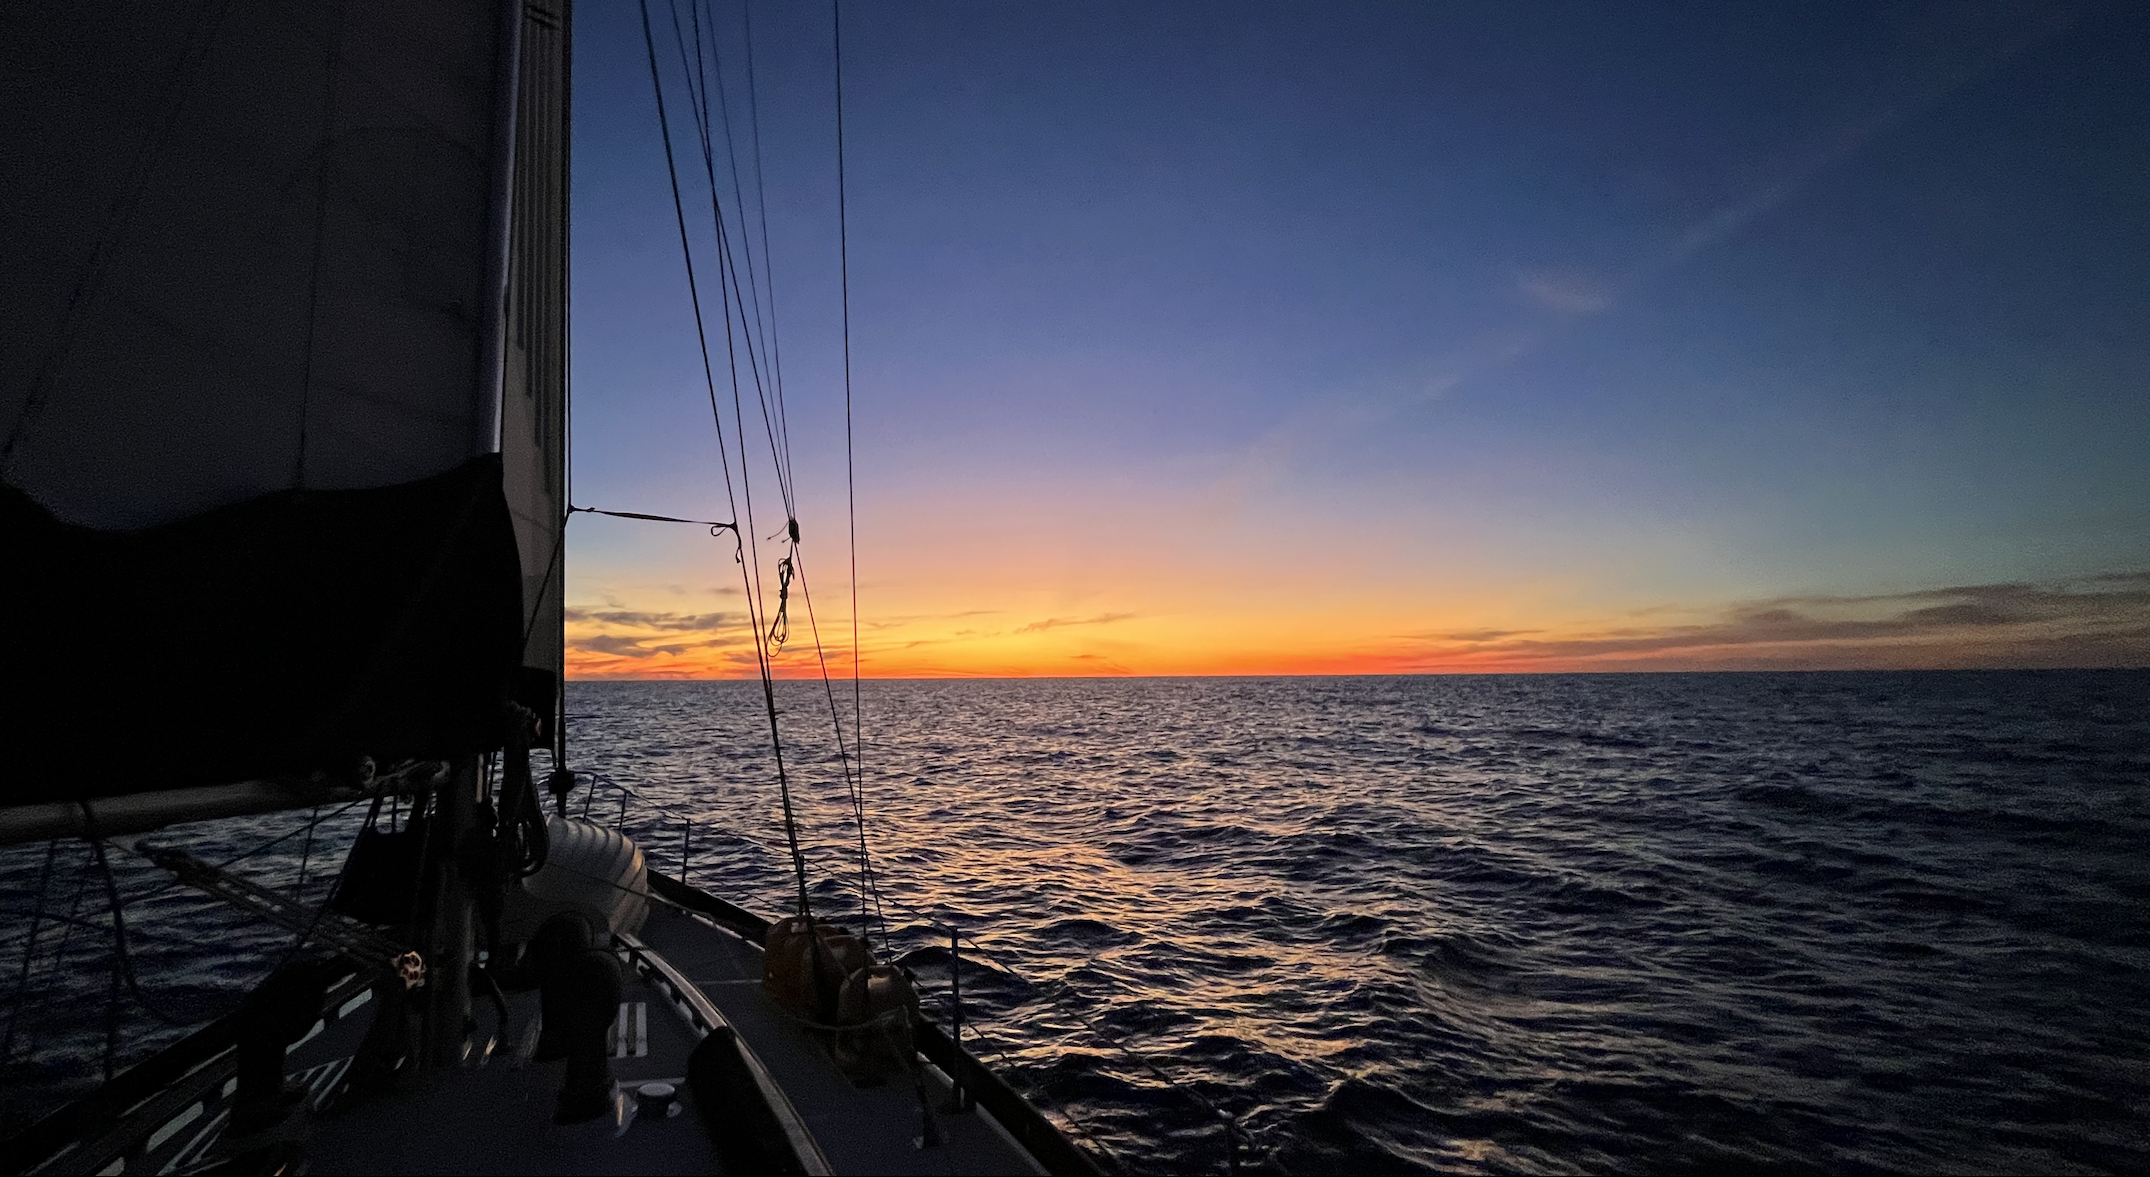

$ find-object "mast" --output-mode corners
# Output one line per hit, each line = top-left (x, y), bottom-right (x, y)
(415, 0), (524, 1071)
(417, 0), (572, 1070)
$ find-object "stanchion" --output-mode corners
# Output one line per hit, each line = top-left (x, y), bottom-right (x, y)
(947, 924), (971, 1112)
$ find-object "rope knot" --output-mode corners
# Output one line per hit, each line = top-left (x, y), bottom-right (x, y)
(768, 555), (794, 646)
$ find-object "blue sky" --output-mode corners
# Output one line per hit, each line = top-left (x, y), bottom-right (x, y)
(563, 0), (2150, 675)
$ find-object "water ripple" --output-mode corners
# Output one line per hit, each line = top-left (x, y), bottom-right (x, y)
(3, 670), (2145, 1174)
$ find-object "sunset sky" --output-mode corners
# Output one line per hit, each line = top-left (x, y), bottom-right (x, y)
(563, 0), (2150, 678)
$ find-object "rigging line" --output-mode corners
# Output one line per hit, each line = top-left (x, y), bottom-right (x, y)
(767, 552), (793, 646)
(700, 0), (789, 479)
(709, 0), (797, 500)
(680, 0), (711, 125)
(855, 886), (1245, 1159)
(642, 0), (809, 913)
(41, 856), (93, 1006)
(86, 830), (191, 1026)
(521, 509), (574, 662)
(650, 3), (788, 870)
(738, 0), (797, 499)
(785, 554), (874, 903)
(183, 774), (391, 993)
(679, 2), (810, 913)
(11, 857), (92, 1067)
(833, 0), (866, 864)
(638, 0), (745, 518)
(710, 133), (798, 519)
(669, 0), (794, 517)
(397, 773), (439, 930)
(734, 525), (816, 919)
(209, 794), (370, 875)
(569, 505), (738, 530)
(640, 0), (817, 920)
(295, 805), (321, 897)
(966, 1029), (1128, 1172)
(511, 816), (1115, 1172)
(790, 553), (891, 952)
(130, 788), (375, 908)
(689, 17), (813, 913)
(0, 840), (61, 1064)
(699, 0), (799, 519)
(633, 0), (750, 598)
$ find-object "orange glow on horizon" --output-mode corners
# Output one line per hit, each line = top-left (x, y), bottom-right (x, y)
(562, 571), (2150, 679)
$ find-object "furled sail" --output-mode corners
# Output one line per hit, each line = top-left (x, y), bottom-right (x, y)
(0, 0), (568, 806)
(504, 0), (572, 717)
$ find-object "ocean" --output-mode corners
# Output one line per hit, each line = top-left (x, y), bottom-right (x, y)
(3, 671), (2145, 1173)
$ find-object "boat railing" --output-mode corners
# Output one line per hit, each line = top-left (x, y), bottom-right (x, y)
(5, 970), (374, 1177)
(900, 912), (1252, 1177)
(582, 778), (1256, 1175)
(644, 864), (1254, 1176)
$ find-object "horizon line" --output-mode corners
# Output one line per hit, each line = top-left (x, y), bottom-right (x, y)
(566, 665), (2150, 683)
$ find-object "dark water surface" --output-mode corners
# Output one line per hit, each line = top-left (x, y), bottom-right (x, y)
(4, 672), (2147, 1173)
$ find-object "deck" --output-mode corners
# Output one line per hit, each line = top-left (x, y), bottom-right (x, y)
(282, 900), (1040, 1175)
(11, 882), (1063, 1177)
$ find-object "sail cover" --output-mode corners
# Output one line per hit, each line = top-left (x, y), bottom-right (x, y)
(0, 0), (568, 802)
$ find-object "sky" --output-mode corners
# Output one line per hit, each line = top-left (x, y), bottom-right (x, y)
(563, 0), (2150, 678)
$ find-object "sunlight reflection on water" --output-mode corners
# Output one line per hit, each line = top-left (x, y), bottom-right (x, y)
(3, 671), (2145, 1173)
(576, 672), (2150, 1174)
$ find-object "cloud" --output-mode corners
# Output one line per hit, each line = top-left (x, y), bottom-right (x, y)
(1069, 653), (1133, 675)
(565, 608), (735, 631)
(1519, 272), (1610, 314)
(864, 609), (1002, 631)
(1640, 5), (2072, 282)
(570, 634), (688, 659)
(1384, 574), (2150, 671)
(563, 604), (750, 666)
(1413, 628), (1544, 643)
(1374, 7), (2074, 418)
(1014, 612), (1137, 635)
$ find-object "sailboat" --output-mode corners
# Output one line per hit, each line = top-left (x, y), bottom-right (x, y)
(0, 0), (1097, 1172)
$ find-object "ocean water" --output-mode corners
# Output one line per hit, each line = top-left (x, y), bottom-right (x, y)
(3, 671), (2146, 1174)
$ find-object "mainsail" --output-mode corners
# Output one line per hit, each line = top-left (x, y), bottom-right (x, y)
(0, 0), (567, 807)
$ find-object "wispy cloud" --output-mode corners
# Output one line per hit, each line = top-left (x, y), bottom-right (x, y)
(1394, 6), (2076, 411)
(1518, 272), (1609, 314)
(864, 609), (1002, 631)
(1388, 574), (2150, 670)
(564, 604), (752, 669)
(566, 608), (735, 631)
(1014, 612), (1138, 634)
(571, 634), (689, 659)
(1419, 628), (1543, 643)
